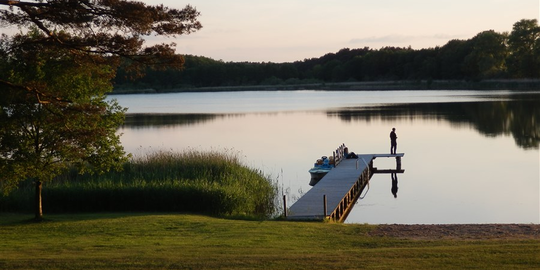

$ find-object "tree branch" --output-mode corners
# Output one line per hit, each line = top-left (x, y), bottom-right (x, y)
(0, 80), (71, 104)
(0, 0), (48, 7)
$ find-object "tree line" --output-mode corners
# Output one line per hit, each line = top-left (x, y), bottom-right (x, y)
(114, 19), (540, 91)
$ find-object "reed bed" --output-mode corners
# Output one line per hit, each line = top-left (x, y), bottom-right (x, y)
(1, 150), (277, 218)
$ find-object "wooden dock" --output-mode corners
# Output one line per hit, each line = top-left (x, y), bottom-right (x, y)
(286, 151), (404, 222)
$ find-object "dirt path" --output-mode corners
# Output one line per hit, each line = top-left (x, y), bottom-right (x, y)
(369, 224), (540, 240)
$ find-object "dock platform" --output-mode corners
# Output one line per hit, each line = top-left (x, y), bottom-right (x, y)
(287, 152), (404, 222)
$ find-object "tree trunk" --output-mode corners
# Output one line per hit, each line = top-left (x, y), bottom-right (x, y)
(34, 180), (43, 221)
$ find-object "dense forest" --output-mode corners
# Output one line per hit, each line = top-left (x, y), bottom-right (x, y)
(114, 19), (540, 92)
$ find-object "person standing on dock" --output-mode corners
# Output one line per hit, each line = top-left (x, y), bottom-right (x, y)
(390, 128), (397, 155)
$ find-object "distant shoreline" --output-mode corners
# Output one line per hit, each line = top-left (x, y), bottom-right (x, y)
(111, 79), (540, 94)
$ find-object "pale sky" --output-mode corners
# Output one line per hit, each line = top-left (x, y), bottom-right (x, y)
(147, 0), (539, 63)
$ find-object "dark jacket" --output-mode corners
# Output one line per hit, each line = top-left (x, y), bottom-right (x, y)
(390, 131), (397, 142)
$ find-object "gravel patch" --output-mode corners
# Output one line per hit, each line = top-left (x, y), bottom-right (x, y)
(369, 224), (540, 240)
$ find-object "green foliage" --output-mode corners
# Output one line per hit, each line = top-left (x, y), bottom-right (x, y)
(0, 31), (128, 196)
(0, 1), (202, 219)
(463, 30), (508, 79)
(0, 1), (201, 78)
(1, 150), (278, 217)
(508, 19), (540, 78)
(114, 18), (540, 91)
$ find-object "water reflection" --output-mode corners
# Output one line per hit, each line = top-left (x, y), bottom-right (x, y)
(328, 97), (540, 149)
(391, 173), (398, 198)
(123, 96), (540, 150)
(123, 113), (226, 128)
(113, 91), (539, 224)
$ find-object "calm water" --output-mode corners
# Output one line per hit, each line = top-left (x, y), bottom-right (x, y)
(109, 90), (540, 224)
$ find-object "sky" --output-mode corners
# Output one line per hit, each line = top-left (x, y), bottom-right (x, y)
(147, 0), (539, 63)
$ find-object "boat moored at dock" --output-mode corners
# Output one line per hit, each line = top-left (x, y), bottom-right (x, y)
(308, 156), (333, 186)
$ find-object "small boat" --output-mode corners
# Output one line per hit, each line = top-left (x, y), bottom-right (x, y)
(308, 156), (333, 186)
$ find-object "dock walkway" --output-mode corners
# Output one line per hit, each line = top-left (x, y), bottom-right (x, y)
(287, 153), (404, 222)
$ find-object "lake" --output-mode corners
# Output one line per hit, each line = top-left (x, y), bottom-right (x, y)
(109, 90), (540, 224)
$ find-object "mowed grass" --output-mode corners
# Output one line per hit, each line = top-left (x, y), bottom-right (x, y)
(1, 213), (538, 270)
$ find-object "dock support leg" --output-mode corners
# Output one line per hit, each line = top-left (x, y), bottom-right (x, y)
(323, 195), (327, 218)
(283, 195), (287, 217)
(396, 156), (401, 170)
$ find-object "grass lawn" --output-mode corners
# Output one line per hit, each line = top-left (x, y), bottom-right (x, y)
(1, 213), (538, 269)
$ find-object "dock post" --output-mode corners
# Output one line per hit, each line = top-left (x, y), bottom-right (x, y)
(396, 156), (402, 170)
(283, 195), (287, 217)
(323, 195), (327, 218)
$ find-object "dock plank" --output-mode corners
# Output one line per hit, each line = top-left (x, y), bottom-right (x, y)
(288, 154), (374, 220)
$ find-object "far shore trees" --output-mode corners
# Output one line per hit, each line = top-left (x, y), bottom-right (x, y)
(507, 19), (540, 78)
(0, 0), (202, 221)
(114, 18), (540, 91)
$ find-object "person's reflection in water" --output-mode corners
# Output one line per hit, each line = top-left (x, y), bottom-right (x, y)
(391, 173), (398, 198)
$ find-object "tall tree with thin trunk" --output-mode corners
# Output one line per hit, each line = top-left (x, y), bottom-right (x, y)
(0, 0), (202, 221)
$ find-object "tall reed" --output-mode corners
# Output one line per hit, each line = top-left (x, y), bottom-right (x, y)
(1, 150), (277, 218)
